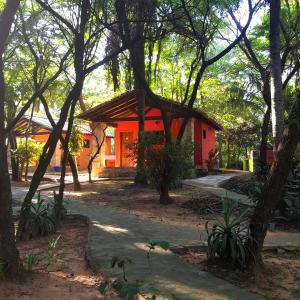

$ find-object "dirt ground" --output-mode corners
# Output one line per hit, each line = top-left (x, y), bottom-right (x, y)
(0, 216), (118, 300)
(63, 180), (223, 229)
(174, 246), (300, 300)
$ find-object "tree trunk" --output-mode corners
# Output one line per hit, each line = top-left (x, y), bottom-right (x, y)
(87, 125), (106, 183)
(17, 82), (84, 239)
(0, 146), (22, 277)
(247, 0), (294, 264)
(9, 132), (20, 181)
(248, 101), (300, 262)
(17, 0), (91, 237)
(159, 182), (173, 205)
(270, 0), (284, 151)
(68, 155), (81, 191)
(258, 77), (272, 174)
(158, 157), (174, 204)
(259, 104), (271, 173)
(0, 0), (22, 277)
(54, 148), (68, 224)
(130, 1), (148, 185)
(135, 88), (147, 185)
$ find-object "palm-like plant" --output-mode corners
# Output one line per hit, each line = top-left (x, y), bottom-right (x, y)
(206, 201), (254, 268)
(25, 193), (56, 237)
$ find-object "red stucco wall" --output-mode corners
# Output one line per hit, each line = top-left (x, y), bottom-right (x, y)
(112, 108), (217, 169)
(197, 121), (216, 169)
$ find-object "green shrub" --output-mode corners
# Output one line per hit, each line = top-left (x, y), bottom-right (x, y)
(130, 133), (194, 188)
(25, 193), (56, 237)
(206, 201), (254, 268)
(99, 241), (175, 300)
(284, 192), (300, 219)
(15, 139), (44, 176)
(24, 253), (39, 272)
(69, 125), (84, 156)
(0, 259), (7, 277)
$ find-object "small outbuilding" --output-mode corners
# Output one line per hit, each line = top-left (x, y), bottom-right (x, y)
(78, 90), (222, 177)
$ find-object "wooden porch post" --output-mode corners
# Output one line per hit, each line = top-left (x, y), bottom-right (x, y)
(135, 89), (147, 184)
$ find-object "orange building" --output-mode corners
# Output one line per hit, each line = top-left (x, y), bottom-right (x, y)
(13, 91), (221, 176)
(14, 116), (94, 171)
(78, 90), (222, 177)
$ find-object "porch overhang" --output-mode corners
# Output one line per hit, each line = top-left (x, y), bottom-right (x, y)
(77, 90), (222, 131)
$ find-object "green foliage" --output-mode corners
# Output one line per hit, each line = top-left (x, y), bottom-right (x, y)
(206, 201), (254, 268)
(99, 240), (174, 300)
(146, 240), (170, 262)
(100, 256), (143, 299)
(0, 259), (7, 277)
(47, 235), (61, 265)
(99, 279), (144, 300)
(15, 139), (44, 168)
(22, 235), (61, 271)
(284, 193), (300, 218)
(146, 240), (170, 252)
(133, 132), (194, 188)
(25, 193), (56, 238)
(69, 125), (83, 156)
(24, 253), (39, 272)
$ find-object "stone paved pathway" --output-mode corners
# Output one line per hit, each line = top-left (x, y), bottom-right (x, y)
(183, 173), (252, 206)
(185, 173), (243, 187)
(66, 200), (263, 300)
(12, 176), (300, 300)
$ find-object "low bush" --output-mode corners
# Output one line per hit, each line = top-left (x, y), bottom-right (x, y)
(25, 193), (56, 237)
(206, 201), (254, 268)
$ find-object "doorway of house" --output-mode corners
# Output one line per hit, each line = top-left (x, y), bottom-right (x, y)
(120, 132), (134, 167)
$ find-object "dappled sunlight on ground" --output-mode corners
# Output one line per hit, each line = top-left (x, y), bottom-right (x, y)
(62, 180), (222, 230)
(93, 222), (130, 234)
(133, 242), (173, 256)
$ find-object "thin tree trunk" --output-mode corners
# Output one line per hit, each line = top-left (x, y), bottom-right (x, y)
(54, 103), (77, 223)
(87, 125), (106, 183)
(135, 88), (147, 184)
(259, 78), (272, 173)
(0, 0), (22, 277)
(17, 0), (91, 238)
(249, 95), (300, 262)
(158, 156), (173, 204)
(259, 105), (271, 171)
(130, 1), (147, 185)
(17, 81), (84, 239)
(270, 0), (284, 151)
(159, 182), (173, 204)
(9, 132), (20, 181)
(68, 155), (81, 191)
(24, 104), (35, 181)
(249, 0), (299, 263)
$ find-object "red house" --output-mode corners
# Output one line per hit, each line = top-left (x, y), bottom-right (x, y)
(78, 91), (222, 177)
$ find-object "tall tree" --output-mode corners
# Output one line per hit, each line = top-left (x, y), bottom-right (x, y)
(116, 0), (259, 203)
(16, 0), (130, 238)
(230, 1), (300, 171)
(270, 0), (284, 151)
(0, 0), (22, 277)
(248, 0), (300, 263)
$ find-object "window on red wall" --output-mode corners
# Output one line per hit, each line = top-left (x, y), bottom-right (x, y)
(83, 139), (90, 148)
(203, 129), (207, 139)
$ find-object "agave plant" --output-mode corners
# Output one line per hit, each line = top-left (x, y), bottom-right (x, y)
(0, 258), (7, 277)
(25, 192), (56, 237)
(206, 201), (254, 268)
